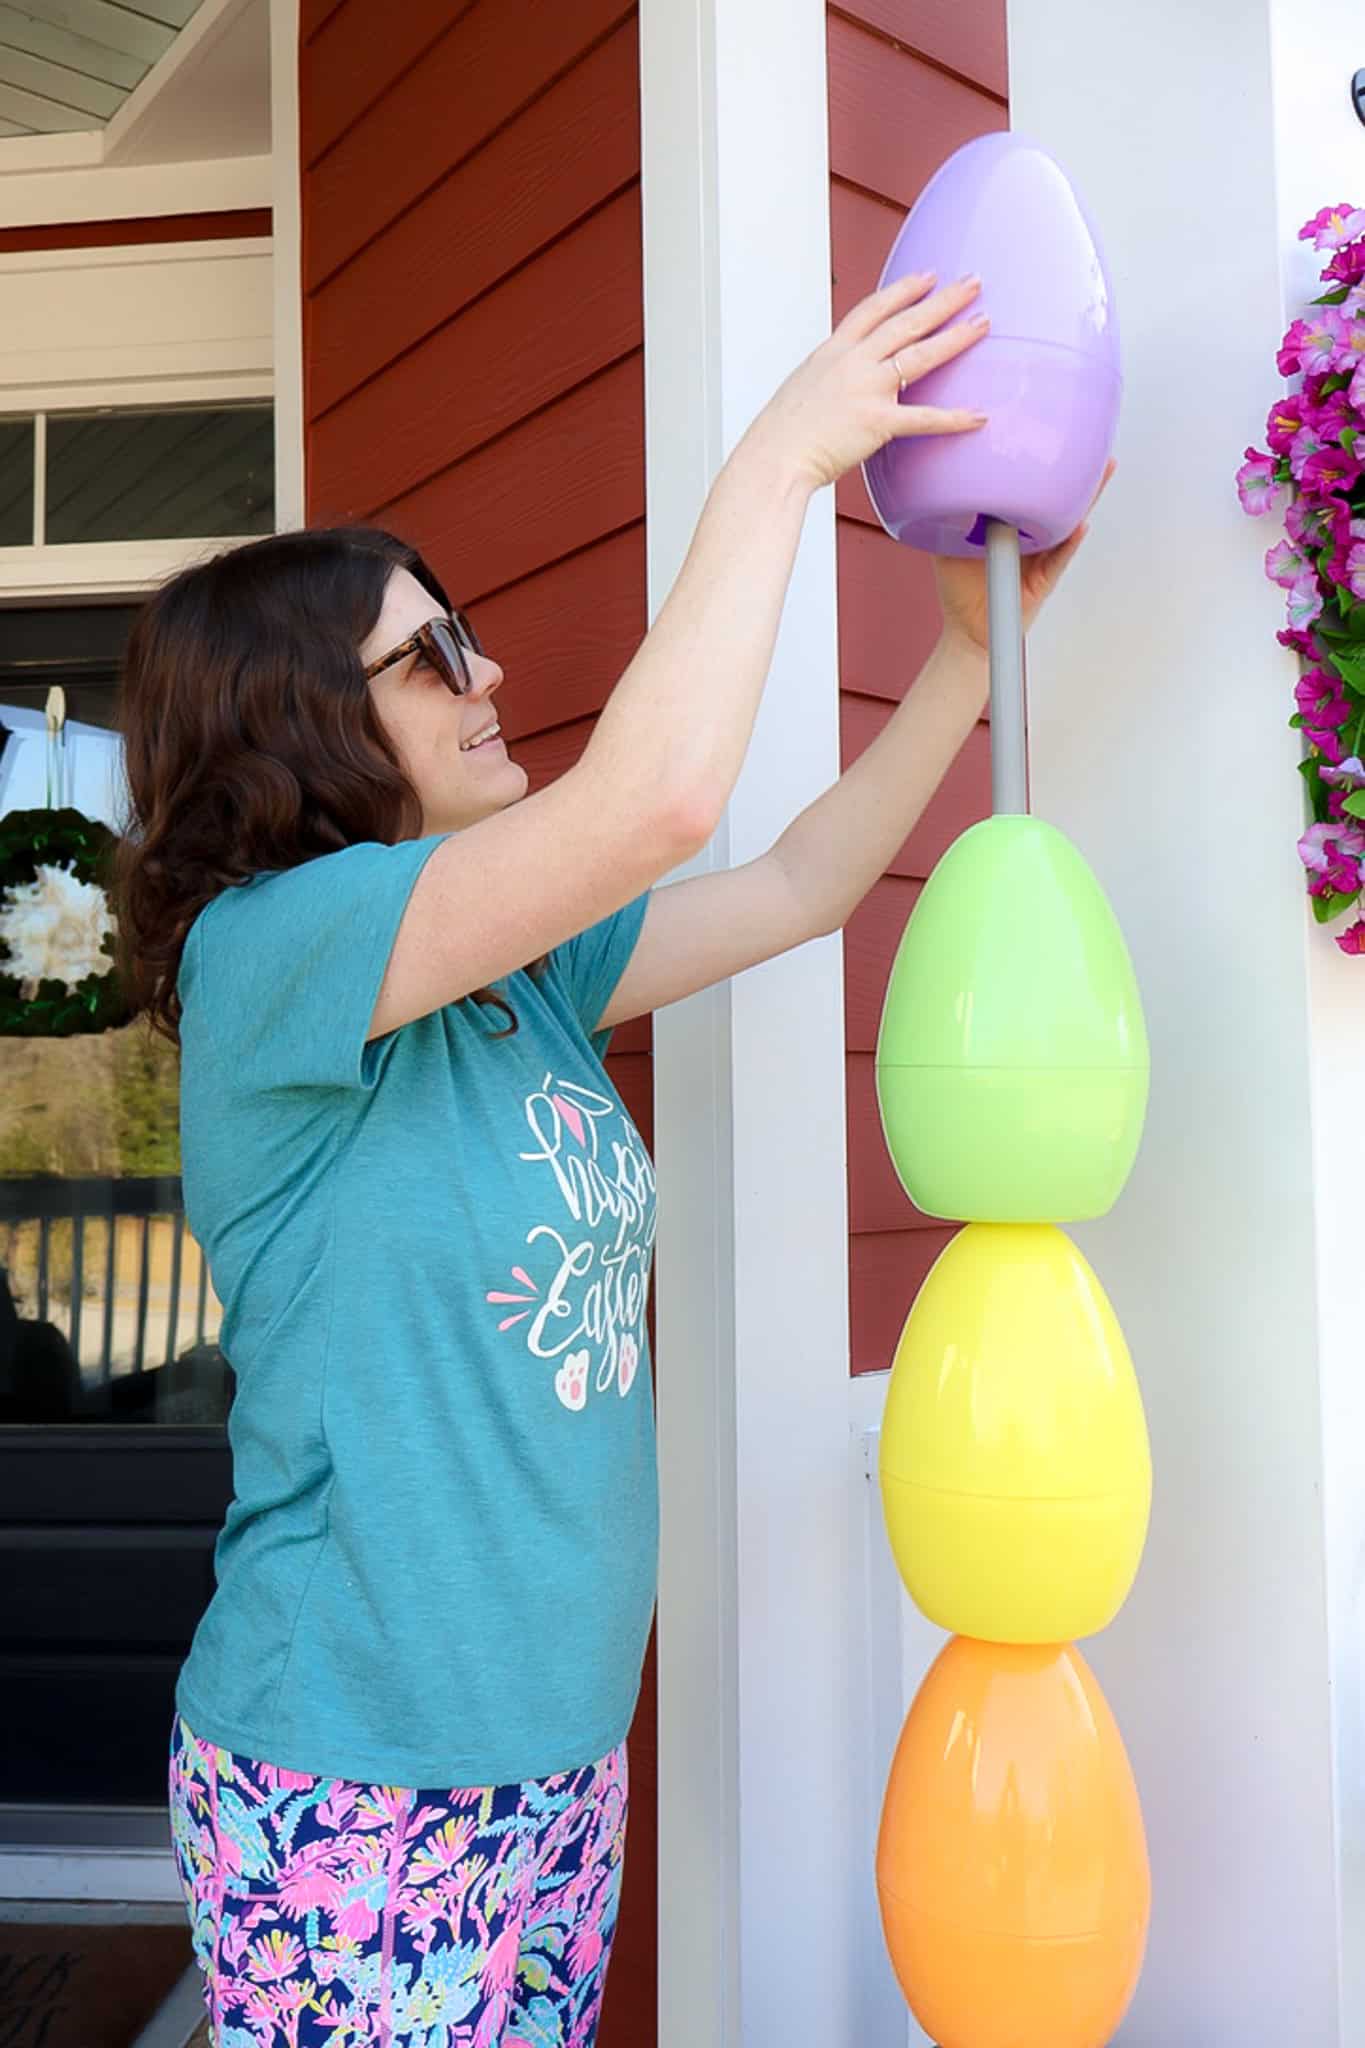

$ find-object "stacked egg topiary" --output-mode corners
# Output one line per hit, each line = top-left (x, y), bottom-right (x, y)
(864, 135), (1152, 2047)
(874, 819), (1151, 2048)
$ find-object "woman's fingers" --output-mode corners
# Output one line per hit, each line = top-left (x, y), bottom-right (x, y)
(833, 268), (939, 345)
(890, 403), (989, 439)
(875, 276), (983, 361)
(888, 307), (990, 390)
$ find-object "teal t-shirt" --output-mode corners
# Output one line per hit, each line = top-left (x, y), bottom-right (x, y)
(174, 835), (657, 1787)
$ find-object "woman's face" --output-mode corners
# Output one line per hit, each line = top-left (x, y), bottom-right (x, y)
(361, 567), (529, 836)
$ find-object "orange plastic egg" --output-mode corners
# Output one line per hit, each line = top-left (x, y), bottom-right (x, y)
(877, 1636), (1149, 2048)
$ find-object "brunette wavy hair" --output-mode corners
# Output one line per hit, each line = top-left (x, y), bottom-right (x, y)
(116, 525), (538, 1047)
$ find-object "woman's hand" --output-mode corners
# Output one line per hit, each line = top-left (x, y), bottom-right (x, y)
(742, 272), (991, 494)
(933, 460), (1118, 652)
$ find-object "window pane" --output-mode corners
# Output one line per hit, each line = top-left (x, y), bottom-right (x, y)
(0, 417), (35, 547)
(0, 652), (228, 1427)
(45, 404), (274, 544)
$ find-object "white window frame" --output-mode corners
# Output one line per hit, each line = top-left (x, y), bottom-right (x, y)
(0, 230), (276, 603)
(0, 375), (275, 601)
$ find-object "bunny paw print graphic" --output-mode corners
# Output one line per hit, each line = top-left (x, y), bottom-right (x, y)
(555, 1351), (590, 1412)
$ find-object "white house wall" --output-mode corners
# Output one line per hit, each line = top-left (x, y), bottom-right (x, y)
(1009, 0), (1365, 2040)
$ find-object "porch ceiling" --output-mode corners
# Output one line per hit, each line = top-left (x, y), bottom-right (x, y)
(0, 1), (210, 136)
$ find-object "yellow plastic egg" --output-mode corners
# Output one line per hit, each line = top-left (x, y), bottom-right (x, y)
(879, 1223), (1151, 1642)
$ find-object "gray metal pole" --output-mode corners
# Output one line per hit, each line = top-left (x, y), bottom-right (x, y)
(985, 518), (1028, 814)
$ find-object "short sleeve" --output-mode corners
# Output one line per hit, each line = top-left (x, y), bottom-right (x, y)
(184, 836), (447, 1092)
(548, 890), (651, 1058)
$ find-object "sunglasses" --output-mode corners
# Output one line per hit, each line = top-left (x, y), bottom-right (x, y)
(362, 610), (483, 696)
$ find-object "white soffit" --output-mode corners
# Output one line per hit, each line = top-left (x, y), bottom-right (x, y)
(0, 1), (207, 136)
(0, 0), (269, 163)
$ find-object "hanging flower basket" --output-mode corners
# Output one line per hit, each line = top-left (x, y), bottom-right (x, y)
(0, 806), (129, 1037)
(1238, 203), (1365, 955)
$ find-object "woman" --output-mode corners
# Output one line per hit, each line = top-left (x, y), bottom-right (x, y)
(118, 271), (1094, 2047)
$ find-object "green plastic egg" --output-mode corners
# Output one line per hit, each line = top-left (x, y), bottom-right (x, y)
(875, 817), (1149, 1222)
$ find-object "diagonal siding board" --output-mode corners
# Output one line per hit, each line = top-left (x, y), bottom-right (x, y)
(469, 526), (648, 747)
(827, 10), (1006, 209)
(836, 513), (942, 701)
(831, 0), (1007, 101)
(829, 0), (1005, 1383)
(310, 187), (642, 519)
(300, 0), (478, 170)
(850, 1225), (958, 1374)
(306, 22), (641, 418)
(304, 0), (634, 289)
(363, 355), (645, 608)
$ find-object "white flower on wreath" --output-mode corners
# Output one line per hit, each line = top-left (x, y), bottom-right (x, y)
(0, 861), (116, 1000)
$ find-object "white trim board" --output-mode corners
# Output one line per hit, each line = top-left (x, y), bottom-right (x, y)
(642, 2), (857, 2043)
(0, 237), (273, 400)
(0, 1848), (182, 1905)
(0, 536), (259, 602)
(104, 0), (268, 169)
(269, 0), (305, 531)
(0, 238), (271, 273)
(0, 151), (271, 227)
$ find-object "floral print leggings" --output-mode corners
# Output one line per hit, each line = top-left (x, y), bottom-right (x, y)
(168, 1715), (628, 2048)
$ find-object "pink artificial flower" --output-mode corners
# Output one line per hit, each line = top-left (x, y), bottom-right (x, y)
(1300, 205), (1365, 250)
(1287, 575), (1325, 630)
(1299, 823), (1365, 896)
(1298, 316), (1341, 374)
(1266, 398), (1306, 456)
(1289, 425), (1328, 481)
(1303, 386), (1352, 442)
(1279, 625), (1320, 656)
(1326, 241), (1365, 286)
(1325, 511), (1365, 583)
(1287, 497), (1341, 550)
(1278, 319), (1310, 376)
(1300, 445), (1363, 496)
(1265, 538), (1309, 587)
(1344, 541), (1365, 600)
(1306, 725), (1347, 764)
(1320, 754), (1365, 789)
(1237, 447), (1283, 515)
(1351, 359), (1365, 412)
(1335, 919), (1365, 954)
(1295, 668), (1348, 721)
(1268, 395), (1309, 452)
(1330, 310), (1365, 367)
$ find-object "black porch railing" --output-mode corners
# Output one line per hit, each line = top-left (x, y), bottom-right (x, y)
(0, 1173), (215, 1385)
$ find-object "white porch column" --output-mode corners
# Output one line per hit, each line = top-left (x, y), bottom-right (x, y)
(1006, 1), (1365, 2039)
(268, 0), (304, 531)
(639, 3), (859, 2044)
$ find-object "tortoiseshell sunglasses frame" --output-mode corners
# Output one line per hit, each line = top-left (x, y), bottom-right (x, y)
(362, 611), (482, 695)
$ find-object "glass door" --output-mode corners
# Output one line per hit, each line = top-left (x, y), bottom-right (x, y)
(0, 604), (231, 1818)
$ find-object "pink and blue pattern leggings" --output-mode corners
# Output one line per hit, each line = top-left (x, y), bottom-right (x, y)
(168, 1715), (628, 2048)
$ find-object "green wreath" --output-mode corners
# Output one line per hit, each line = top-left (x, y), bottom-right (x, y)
(0, 807), (130, 1038)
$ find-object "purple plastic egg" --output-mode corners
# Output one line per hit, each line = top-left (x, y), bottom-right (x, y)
(862, 132), (1120, 558)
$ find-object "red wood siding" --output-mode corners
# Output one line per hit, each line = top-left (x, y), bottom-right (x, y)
(0, 211), (270, 254)
(828, 0), (1007, 1373)
(299, 4), (654, 2039)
